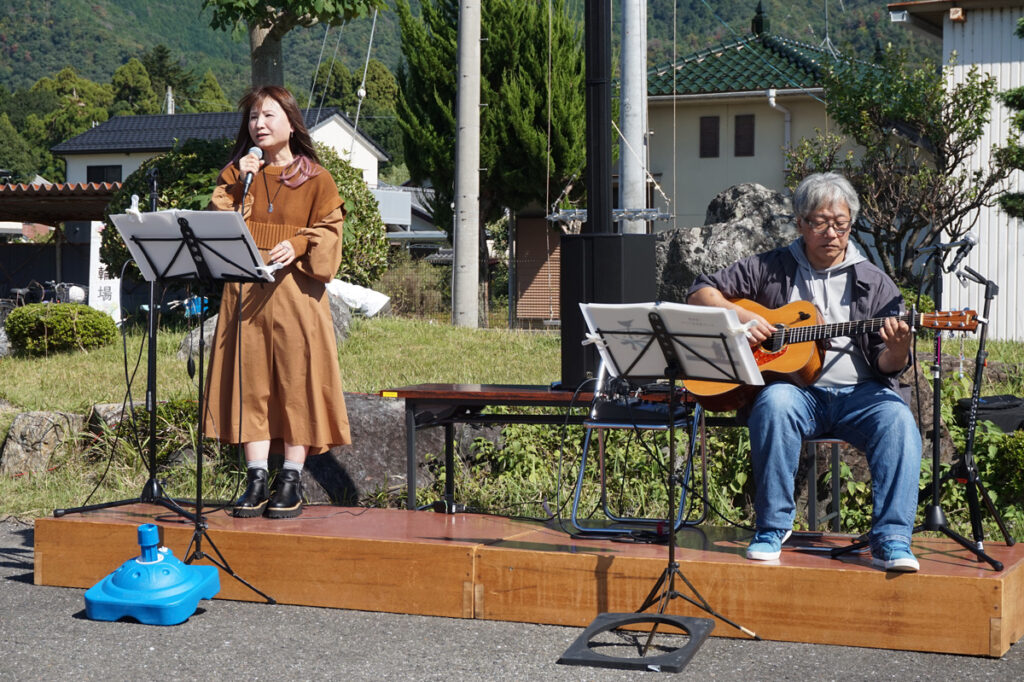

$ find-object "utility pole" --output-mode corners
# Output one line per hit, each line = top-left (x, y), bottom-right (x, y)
(452, 0), (481, 327)
(619, 0), (648, 234)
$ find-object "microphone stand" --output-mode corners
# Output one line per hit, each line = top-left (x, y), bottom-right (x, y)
(916, 252), (1003, 570)
(946, 265), (1015, 550)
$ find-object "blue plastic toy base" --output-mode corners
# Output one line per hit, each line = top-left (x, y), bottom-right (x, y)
(84, 524), (220, 626)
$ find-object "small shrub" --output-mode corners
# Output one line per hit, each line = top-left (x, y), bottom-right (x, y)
(990, 430), (1024, 501)
(4, 303), (117, 356)
(899, 285), (935, 314)
(318, 143), (389, 287)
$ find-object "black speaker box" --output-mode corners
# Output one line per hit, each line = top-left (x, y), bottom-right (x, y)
(559, 233), (657, 390)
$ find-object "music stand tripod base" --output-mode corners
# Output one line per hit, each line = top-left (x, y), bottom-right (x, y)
(568, 302), (763, 667)
(557, 612), (715, 673)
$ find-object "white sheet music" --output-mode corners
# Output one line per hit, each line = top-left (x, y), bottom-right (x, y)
(580, 301), (763, 385)
(110, 209), (274, 284)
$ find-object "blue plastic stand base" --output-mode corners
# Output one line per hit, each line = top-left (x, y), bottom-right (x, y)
(84, 524), (220, 626)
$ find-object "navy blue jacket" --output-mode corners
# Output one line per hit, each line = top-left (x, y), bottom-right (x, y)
(686, 244), (909, 396)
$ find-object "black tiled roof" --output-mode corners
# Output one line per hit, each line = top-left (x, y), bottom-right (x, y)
(51, 108), (386, 157)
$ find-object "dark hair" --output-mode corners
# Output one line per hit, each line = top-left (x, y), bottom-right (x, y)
(228, 85), (320, 187)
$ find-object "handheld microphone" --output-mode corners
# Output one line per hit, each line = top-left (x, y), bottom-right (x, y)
(945, 231), (978, 274)
(241, 146), (263, 197)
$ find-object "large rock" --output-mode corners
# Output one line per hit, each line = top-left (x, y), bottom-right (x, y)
(301, 393), (501, 506)
(177, 290), (352, 362)
(656, 183), (797, 302)
(88, 402), (146, 433)
(0, 411), (86, 476)
(328, 290), (352, 340)
(177, 316), (219, 362)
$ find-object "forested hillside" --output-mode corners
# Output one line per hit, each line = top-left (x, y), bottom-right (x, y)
(641, 0), (938, 67)
(1, 1), (935, 100)
(0, 0), (405, 100)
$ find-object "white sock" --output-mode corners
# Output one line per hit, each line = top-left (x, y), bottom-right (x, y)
(282, 459), (303, 472)
(247, 460), (268, 471)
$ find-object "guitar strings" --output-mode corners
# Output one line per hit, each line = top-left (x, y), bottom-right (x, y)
(773, 310), (971, 347)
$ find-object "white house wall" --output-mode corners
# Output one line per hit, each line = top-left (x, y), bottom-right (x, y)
(311, 123), (380, 187)
(944, 7), (1024, 341)
(64, 123), (382, 190)
(648, 93), (831, 229)
(64, 153), (147, 186)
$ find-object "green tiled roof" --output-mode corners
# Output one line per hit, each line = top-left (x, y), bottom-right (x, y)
(648, 32), (841, 97)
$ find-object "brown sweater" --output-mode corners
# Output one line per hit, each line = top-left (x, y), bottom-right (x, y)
(203, 161), (351, 452)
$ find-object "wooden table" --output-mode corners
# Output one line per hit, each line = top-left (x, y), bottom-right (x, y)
(379, 384), (594, 510)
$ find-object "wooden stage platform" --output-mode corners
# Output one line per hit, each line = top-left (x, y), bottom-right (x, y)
(34, 504), (1024, 657)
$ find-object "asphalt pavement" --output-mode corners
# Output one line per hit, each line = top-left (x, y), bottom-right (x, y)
(1, 517), (1023, 681)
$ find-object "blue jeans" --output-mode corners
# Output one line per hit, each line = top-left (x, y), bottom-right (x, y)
(746, 381), (922, 550)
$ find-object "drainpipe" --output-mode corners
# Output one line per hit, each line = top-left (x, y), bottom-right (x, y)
(767, 88), (791, 167)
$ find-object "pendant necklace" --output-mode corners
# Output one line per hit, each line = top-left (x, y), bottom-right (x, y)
(261, 169), (285, 213)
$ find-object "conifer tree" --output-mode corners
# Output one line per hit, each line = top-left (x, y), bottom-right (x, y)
(395, 0), (585, 231)
(111, 59), (160, 115)
(192, 70), (232, 113)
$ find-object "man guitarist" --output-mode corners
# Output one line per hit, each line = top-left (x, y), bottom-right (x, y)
(687, 172), (922, 571)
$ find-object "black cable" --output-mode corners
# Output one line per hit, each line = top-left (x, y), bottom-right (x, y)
(442, 379), (596, 523)
(551, 378), (599, 527)
(77, 260), (149, 506)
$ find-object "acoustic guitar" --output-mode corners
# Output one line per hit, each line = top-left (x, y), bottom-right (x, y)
(683, 299), (979, 412)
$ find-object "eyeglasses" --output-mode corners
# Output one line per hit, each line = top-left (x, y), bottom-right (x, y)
(802, 216), (852, 236)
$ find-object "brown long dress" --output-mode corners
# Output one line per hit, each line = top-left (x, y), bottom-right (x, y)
(203, 161), (351, 453)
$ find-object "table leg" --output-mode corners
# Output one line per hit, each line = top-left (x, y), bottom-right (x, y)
(406, 402), (417, 510)
(444, 422), (455, 510)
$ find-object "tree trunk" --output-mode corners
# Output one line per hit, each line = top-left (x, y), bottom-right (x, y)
(249, 23), (285, 88)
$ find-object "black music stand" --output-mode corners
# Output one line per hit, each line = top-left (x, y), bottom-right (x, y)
(53, 179), (197, 521)
(105, 207), (277, 601)
(558, 302), (761, 673)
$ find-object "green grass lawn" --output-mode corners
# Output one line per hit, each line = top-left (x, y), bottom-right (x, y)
(0, 316), (561, 519)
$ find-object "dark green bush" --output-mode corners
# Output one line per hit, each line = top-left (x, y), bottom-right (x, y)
(979, 427), (1024, 509)
(4, 303), (117, 356)
(317, 143), (389, 287)
(101, 138), (229, 279)
(898, 285), (935, 314)
(100, 138), (388, 289)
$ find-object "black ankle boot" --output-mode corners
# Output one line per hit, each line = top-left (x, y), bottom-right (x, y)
(232, 468), (269, 518)
(266, 469), (303, 519)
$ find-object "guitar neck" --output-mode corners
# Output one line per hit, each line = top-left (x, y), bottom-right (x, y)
(783, 311), (916, 345)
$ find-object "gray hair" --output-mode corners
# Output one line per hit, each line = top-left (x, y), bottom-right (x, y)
(792, 172), (860, 223)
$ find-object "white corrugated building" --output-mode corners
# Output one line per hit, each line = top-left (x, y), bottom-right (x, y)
(891, 0), (1024, 341)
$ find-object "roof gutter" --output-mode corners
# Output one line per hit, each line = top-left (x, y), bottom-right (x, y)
(648, 87), (823, 103)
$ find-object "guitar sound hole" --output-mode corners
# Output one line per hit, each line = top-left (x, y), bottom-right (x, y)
(760, 325), (785, 353)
